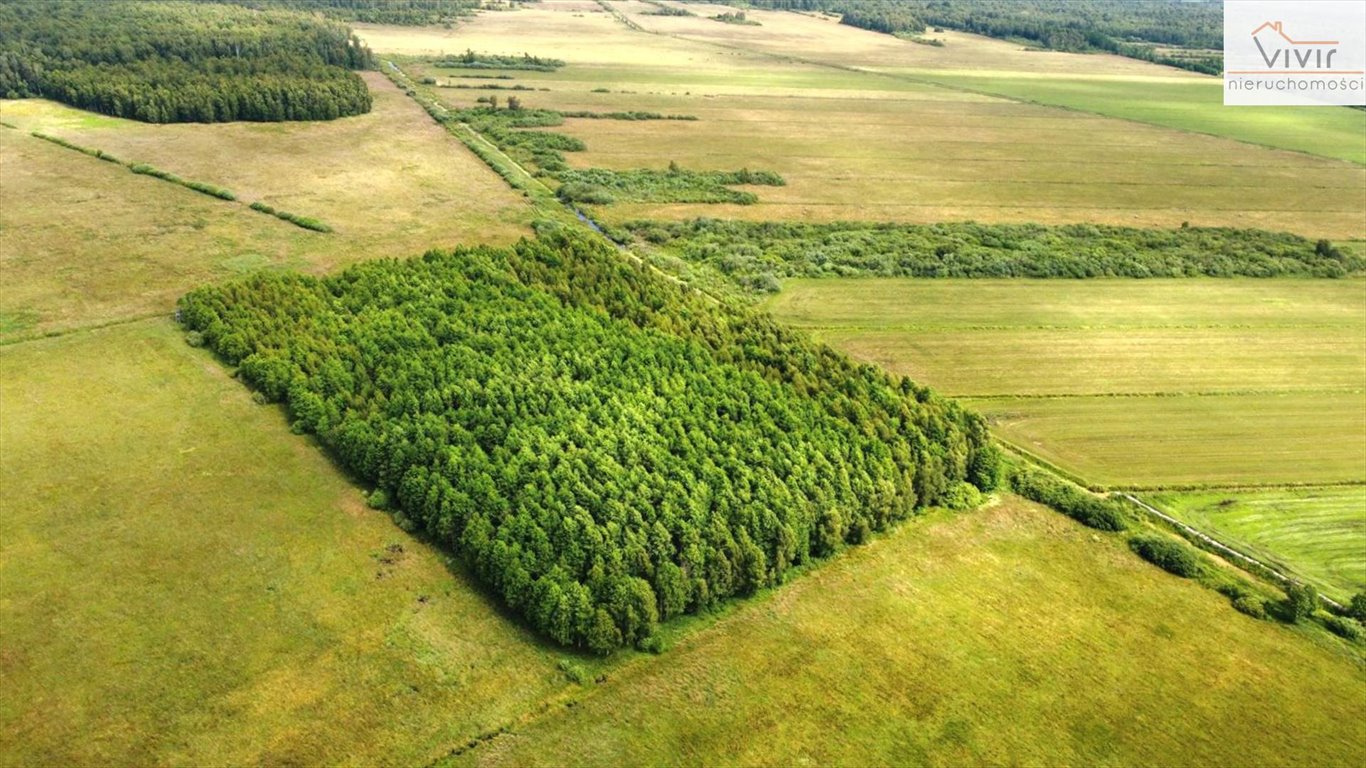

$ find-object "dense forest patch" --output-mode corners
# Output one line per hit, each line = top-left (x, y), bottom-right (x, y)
(179, 233), (998, 652)
(626, 219), (1363, 291)
(0, 0), (374, 122)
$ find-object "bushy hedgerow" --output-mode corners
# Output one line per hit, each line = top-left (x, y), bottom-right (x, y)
(555, 168), (785, 205)
(1010, 466), (1128, 532)
(1324, 615), (1362, 641)
(250, 201), (333, 232)
(180, 232), (997, 653)
(623, 219), (1363, 288)
(435, 49), (565, 71)
(129, 163), (236, 201)
(1128, 534), (1203, 577)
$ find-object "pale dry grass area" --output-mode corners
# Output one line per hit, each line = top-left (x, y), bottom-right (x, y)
(630, 0), (1206, 80)
(625, 1), (1366, 164)
(389, 1), (1365, 237)
(0, 73), (531, 340)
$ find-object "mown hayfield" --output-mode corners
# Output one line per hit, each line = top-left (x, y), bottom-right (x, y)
(1148, 487), (1366, 602)
(971, 392), (1366, 488)
(765, 278), (1366, 488)
(0, 72), (530, 341)
(0, 320), (611, 767)
(459, 497), (1366, 768)
(624, 1), (1366, 165)
(383, 1), (1366, 238)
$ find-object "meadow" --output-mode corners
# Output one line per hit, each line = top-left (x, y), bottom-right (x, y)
(3, 1), (1363, 765)
(460, 497), (1366, 767)
(383, 3), (1366, 239)
(0, 72), (530, 342)
(619, 1), (1366, 165)
(0, 320), (615, 766)
(1149, 487), (1366, 602)
(765, 278), (1366, 488)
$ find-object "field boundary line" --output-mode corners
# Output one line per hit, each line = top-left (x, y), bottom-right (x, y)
(1120, 493), (1347, 611)
(20, 128), (332, 233)
(0, 312), (169, 348)
(957, 388), (1365, 400)
(1114, 479), (1366, 493)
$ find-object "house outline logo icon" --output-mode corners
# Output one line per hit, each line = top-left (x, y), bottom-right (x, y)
(1239, 20), (1349, 73)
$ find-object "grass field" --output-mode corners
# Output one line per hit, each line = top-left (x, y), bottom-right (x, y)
(460, 497), (1366, 767)
(971, 392), (1366, 488)
(765, 278), (1366, 487)
(0, 320), (616, 766)
(4, 3), (1364, 765)
(373, 2), (1366, 238)
(623, 1), (1366, 165)
(0, 73), (530, 342)
(1148, 487), (1366, 602)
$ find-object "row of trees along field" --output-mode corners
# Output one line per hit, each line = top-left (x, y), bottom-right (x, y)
(224, 0), (483, 26)
(179, 232), (1000, 653)
(0, 0), (374, 122)
(738, 0), (1223, 74)
(624, 219), (1363, 291)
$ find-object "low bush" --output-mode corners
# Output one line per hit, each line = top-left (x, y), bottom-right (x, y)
(1128, 534), (1203, 578)
(1010, 466), (1127, 532)
(1232, 595), (1267, 619)
(557, 659), (589, 684)
(942, 481), (984, 511)
(556, 183), (616, 205)
(1324, 615), (1362, 641)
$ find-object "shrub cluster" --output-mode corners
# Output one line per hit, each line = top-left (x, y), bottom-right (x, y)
(0, 1), (374, 123)
(179, 232), (998, 653)
(625, 219), (1363, 288)
(555, 168), (785, 205)
(1128, 534), (1203, 577)
(1010, 466), (1127, 532)
(249, 202), (333, 233)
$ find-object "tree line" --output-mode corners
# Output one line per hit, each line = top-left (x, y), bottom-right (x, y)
(179, 231), (999, 653)
(624, 219), (1362, 291)
(0, 0), (374, 122)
